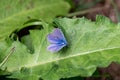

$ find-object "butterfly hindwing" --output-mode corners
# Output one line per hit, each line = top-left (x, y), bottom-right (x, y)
(47, 43), (66, 52)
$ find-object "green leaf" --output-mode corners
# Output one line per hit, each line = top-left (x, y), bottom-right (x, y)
(2, 15), (120, 80)
(0, 0), (70, 41)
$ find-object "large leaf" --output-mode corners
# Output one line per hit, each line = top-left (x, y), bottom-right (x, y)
(0, 0), (70, 41)
(2, 15), (120, 80)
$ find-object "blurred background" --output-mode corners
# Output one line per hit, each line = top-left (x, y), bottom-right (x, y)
(67, 0), (120, 23)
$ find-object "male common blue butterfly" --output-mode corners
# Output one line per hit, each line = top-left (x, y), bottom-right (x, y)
(47, 28), (68, 52)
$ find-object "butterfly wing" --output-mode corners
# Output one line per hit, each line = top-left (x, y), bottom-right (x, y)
(47, 33), (59, 43)
(47, 28), (68, 52)
(47, 28), (67, 44)
(47, 43), (66, 52)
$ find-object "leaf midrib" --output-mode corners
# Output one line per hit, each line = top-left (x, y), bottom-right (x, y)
(10, 46), (120, 71)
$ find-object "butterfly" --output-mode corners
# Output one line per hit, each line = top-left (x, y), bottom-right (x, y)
(47, 28), (68, 52)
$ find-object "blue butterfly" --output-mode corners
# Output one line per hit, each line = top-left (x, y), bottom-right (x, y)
(47, 28), (68, 52)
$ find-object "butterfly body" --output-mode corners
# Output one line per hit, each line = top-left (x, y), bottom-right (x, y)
(47, 28), (67, 52)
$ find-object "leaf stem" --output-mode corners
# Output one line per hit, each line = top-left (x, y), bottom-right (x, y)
(0, 47), (15, 68)
(66, 7), (103, 17)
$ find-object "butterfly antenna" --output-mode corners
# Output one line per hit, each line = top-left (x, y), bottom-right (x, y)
(0, 47), (15, 68)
